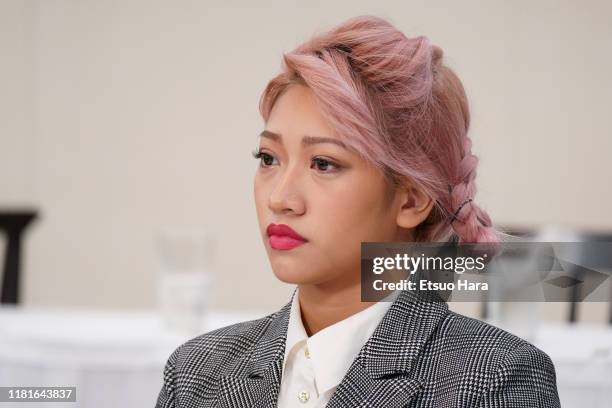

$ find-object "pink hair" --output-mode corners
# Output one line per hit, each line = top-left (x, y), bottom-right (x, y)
(259, 15), (500, 245)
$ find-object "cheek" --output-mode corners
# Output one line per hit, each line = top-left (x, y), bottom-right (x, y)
(314, 180), (386, 241)
(253, 175), (268, 219)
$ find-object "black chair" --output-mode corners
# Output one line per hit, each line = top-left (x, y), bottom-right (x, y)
(0, 209), (38, 304)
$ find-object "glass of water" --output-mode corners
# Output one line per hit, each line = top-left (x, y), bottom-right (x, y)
(154, 226), (216, 334)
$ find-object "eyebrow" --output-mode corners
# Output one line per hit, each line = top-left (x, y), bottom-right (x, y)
(259, 130), (348, 149)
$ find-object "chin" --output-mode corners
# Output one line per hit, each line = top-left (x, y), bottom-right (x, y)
(271, 271), (314, 285)
(269, 260), (316, 285)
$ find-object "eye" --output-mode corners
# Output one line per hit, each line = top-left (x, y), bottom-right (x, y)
(311, 157), (340, 173)
(251, 148), (278, 167)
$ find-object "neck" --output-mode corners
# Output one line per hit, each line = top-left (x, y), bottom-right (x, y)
(296, 279), (377, 337)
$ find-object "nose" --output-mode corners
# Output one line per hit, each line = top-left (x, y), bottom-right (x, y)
(268, 163), (306, 216)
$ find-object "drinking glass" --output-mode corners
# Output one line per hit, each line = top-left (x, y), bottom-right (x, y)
(154, 227), (216, 334)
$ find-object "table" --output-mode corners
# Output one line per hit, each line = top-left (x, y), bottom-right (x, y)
(0, 305), (267, 408)
(532, 322), (612, 407)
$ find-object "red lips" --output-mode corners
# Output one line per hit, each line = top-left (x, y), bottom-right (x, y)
(266, 223), (307, 250)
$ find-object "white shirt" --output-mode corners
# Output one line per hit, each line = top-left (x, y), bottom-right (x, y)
(277, 287), (399, 407)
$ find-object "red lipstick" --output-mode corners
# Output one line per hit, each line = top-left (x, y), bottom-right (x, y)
(266, 223), (307, 250)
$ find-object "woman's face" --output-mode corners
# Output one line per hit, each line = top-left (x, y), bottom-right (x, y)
(253, 83), (426, 289)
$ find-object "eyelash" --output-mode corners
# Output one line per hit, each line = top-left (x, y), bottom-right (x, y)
(251, 148), (342, 173)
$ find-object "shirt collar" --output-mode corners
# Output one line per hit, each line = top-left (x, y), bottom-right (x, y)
(283, 287), (309, 371)
(282, 286), (400, 395)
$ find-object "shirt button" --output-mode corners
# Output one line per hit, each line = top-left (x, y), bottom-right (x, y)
(297, 390), (310, 403)
(304, 347), (311, 359)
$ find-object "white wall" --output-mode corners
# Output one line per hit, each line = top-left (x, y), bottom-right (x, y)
(1, 0), (611, 316)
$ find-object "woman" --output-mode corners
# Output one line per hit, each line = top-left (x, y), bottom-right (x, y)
(156, 15), (560, 408)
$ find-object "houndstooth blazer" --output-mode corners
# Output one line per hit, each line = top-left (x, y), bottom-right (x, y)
(155, 286), (561, 407)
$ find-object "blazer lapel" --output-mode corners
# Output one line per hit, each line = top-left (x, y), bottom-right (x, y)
(215, 289), (296, 408)
(324, 358), (424, 408)
(215, 359), (283, 408)
(326, 285), (449, 408)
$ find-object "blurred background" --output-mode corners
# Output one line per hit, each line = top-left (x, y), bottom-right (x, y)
(1, 0), (611, 407)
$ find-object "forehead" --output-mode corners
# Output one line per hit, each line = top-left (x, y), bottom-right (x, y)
(266, 84), (338, 141)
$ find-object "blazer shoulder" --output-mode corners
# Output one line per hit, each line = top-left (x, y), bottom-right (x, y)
(441, 311), (526, 347)
(433, 310), (555, 371)
(167, 310), (278, 376)
(155, 311), (282, 407)
(421, 310), (559, 405)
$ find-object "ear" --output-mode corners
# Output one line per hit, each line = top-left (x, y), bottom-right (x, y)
(395, 182), (434, 229)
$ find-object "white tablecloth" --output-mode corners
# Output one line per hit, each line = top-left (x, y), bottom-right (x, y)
(532, 322), (612, 408)
(0, 306), (610, 407)
(0, 305), (267, 408)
